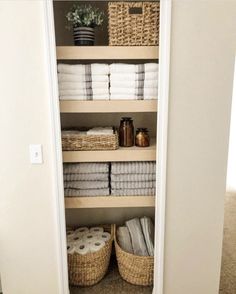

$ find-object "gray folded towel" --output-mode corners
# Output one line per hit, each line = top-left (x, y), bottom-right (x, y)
(111, 162), (156, 174)
(111, 181), (155, 189)
(64, 173), (108, 181)
(117, 226), (133, 254)
(111, 188), (155, 196)
(140, 217), (154, 256)
(63, 163), (109, 174)
(125, 218), (148, 256)
(64, 188), (109, 197)
(111, 173), (156, 182)
(64, 181), (109, 189)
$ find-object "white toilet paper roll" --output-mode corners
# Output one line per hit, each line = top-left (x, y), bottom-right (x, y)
(96, 232), (111, 242)
(83, 232), (98, 243)
(89, 240), (105, 253)
(71, 235), (83, 243)
(74, 242), (90, 255)
(66, 230), (74, 236)
(90, 227), (104, 233)
(75, 227), (89, 235)
(67, 244), (75, 255)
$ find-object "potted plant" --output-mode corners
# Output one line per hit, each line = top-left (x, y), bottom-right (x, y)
(66, 3), (104, 46)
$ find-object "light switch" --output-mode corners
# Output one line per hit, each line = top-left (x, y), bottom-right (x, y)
(29, 144), (43, 164)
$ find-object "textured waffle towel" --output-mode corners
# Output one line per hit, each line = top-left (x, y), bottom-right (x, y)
(111, 162), (156, 174)
(111, 173), (156, 182)
(64, 163), (109, 174)
(111, 188), (155, 196)
(59, 81), (109, 90)
(64, 188), (109, 197)
(58, 73), (109, 83)
(58, 63), (109, 75)
(117, 226), (133, 254)
(64, 181), (109, 189)
(125, 218), (148, 256)
(140, 217), (154, 256)
(111, 181), (155, 189)
(64, 173), (108, 182)
(109, 63), (158, 74)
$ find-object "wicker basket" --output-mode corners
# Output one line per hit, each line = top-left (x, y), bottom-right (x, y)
(68, 224), (114, 286)
(114, 224), (154, 286)
(62, 129), (119, 151)
(108, 2), (159, 46)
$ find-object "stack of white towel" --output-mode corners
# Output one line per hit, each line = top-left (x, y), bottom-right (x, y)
(67, 226), (111, 255)
(110, 161), (156, 196)
(64, 163), (110, 197)
(58, 63), (110, 100)
(109, 63), (158, 100)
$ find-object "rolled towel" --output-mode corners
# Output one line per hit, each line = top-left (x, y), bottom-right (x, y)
(140, 217), (154, 256)
(117, 226), (133, 254)
(63, 163), (109, 174)
(111, 181), (156, 189)
(110, 79), (158, 88)
(58, 73), (109, 83)
(125, 218), (149, 256)
(111, 162), (156, 174)
(64, 188), (110, 197)
(64, 173), (108, 181)
(87, 127), (114, 135)
(58, 63), (109, 75)
(64, 181), (109, 189)
(111, 173), (156, 182)
(111, 188), (155, 196)
(59, 81), (109, 90)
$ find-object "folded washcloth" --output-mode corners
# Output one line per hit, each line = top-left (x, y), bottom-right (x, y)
(111, 188), (155, 196)
(64, 173), (108, 181)
(111, 173), (156, 182)
(111, 181), (156, 189)
(110, 72), (158, 81)
(64, 188), (110, 197)
(64, 181), (109, 189)
(140, 217), (154, 256)
(64, 163), (109, 174)
(59, 88), (109, 96)
(109, 63), (158, 74)
(125, 218), (149, 256)
(87, 127), (114, 135)
(110, 79), (158, 89)
(58, 63), (109, 75)
(58, 73), (109, 83)
(111, 162), (156, 174)
(110, 87), (158, 96)
(59, 81), (109, 90)
(117, 226), (133, 254)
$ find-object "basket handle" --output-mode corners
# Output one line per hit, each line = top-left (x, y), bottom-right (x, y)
(129, 7), (143, 15)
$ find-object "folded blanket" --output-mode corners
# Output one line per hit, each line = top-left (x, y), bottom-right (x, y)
(111, 188), (155, 196)
(64, 173), (108, 181)
(109, 63), (158, 74)
(140, 217), (154, 256)
(58, 63), (109, 75)
(110, 79), (158, 89)
(110, 87), (158, 96)
(59, 88), (109, 96)
(64, 163), (109, 174)
(64, 188), (110, 197)
(125, 218), (148, 256)
(111, 162), (156, 174)
(117, 226), (133, 254)
(58, 73), (109, 83)
(64, 181), (109, 189)
(111, 173), (156, 182)
(111, 181), (156, 189)
(87, 127), (114, 135)
(59, 81), (109, 90)
(110, 72), (158, 81)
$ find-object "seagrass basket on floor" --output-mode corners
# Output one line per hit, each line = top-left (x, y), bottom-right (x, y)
(108, 1), (160, 46)
(114, 224), (154, 286)
(67, 224), (114, 286)
(61, 128), (119, 151)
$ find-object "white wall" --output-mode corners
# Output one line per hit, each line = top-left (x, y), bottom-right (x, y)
(164, 1), (236, 294)
(0, 1), (67, 293)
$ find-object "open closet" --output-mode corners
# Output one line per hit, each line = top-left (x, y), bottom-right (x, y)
(52, 0), (165, 292)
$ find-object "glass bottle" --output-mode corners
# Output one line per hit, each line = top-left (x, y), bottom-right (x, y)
(119, 117), (134, 147)
(135, 128), (150, 147)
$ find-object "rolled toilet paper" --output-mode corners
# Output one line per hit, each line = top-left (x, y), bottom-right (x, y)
(75, 227), (89, 235)
(66, 230), (75, 236)
(83, 232), (99, 243)
(90, 227), (104, 234)
(89, 240), (105, 253)
(74, 242), (90, 255)
(67, 244), (75, 255)
(97, 232), (111, 242)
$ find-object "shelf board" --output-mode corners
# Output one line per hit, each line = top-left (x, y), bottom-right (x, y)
(63, 139), (156, 162)
(60, 100), (157, 113)
(56, 46), (159, 60)
(64, 196), (155, 208)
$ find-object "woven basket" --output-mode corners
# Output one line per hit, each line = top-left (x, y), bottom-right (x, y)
(114, 225), (154, 286)
(68, 224), (114, 286)
(108, 2), (159, 46)
(62, 129), (119, 151)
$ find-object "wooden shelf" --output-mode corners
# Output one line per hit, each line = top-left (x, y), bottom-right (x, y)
(56, 46), (159, 60)
(64, 196), (155, 208)
(60, 100), (157, 113)
(63, 139), (156, 162)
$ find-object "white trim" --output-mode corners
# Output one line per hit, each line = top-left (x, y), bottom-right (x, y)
(43, 1), (69, 294)
(154, 1), (172, 294)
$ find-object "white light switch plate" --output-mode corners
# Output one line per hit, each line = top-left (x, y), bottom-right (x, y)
(29, 144), (43, 164)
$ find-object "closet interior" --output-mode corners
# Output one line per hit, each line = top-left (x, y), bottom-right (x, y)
(53, 0), (159, 291)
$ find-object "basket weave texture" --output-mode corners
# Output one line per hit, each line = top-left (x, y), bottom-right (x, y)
(68, 224), (114, 286)
(108, 2), (160, 46)
(114, 224), (154, 286)
(62, 129), (119, 151)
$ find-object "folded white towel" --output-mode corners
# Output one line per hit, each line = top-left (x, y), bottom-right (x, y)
(65, 188), (110, 197)
(111, 174), (156, 182)
(92, 94), (110, 100)
(140, 217), (154, 256)
(59, 94), (110, 101)
(111, 162), (156, 174)
(109, 63), (158, 74)
(64, 181), (109, 189)
(64, 173), (108, 181)
(110, 72), (158, 82)
(110, 79), (158, 89)
(110, 95), (138, 100)
(58, 63), (109, 75)
(87, 127), (114, 135)
(64, 163), (109, 174)
(110, 87), (158, 96)
(58, 73), (109, 83)
(117, 226), (133, 254)
(111, 188), (155, 196)
(59, 88), (109, 96)
(59, 81), (109, 90)
(111, 181), (156, 189)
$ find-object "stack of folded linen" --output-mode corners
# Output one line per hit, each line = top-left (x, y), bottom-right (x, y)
(57, 63), (110, 100)
(110, 161), (156, 196)
(63, 163), (110, 197)
(109, 63), (158, 100)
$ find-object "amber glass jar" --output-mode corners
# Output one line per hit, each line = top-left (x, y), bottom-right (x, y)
(135, 128), (150, 147)
(119, 117), (134, 147)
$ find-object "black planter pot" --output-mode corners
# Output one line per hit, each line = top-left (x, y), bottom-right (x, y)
(73, 27), (95, 46)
